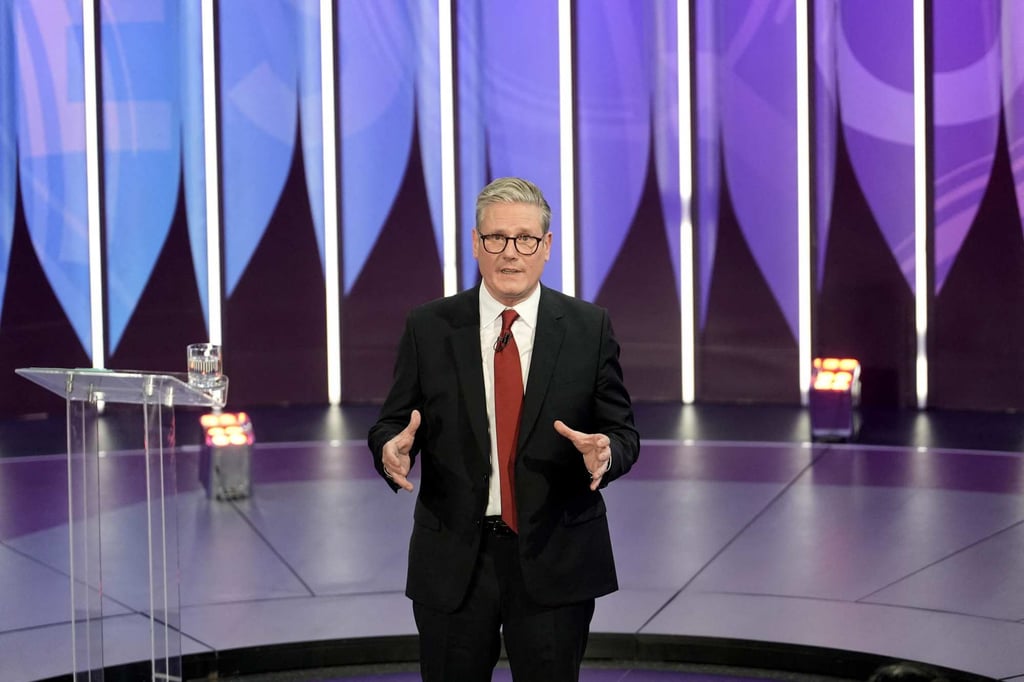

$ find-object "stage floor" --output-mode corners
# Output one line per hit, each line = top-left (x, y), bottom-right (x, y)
(1, 403), (1022, 681)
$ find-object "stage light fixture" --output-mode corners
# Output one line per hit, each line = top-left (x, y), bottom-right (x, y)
(199, 412), (254, 500)
(809, 358), (861, 441)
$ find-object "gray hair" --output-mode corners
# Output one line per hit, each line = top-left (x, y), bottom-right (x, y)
(475, 177), (552, 233)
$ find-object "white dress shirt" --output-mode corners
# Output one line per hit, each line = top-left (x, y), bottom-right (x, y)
(479, 285), (540, 517)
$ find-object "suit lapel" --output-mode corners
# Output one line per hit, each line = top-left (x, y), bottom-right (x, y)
(519, 287), (565, 446)
(449, 289), (491, 468)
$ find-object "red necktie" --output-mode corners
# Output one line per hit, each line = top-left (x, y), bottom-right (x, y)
(494, 309), (523, 532)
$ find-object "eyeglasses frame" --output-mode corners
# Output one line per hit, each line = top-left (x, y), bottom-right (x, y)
(477, 233), (545, 256)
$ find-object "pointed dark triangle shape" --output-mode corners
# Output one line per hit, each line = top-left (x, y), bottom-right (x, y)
(930, 111), (1024, 410)
(698, 147), (799, 404)
(0, 158), (91, 414)
(595, 126), (682, 401)
(816, 113), (916, 408)
(343, 111), (443, 403)
(223, 112), (328, 406)
(108, 162), (207, 374)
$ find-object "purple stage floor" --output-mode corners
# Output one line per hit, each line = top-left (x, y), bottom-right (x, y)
(1, 404), (1022, 681)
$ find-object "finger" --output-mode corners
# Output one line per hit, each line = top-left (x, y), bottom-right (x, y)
(391, 471), (414, 492)
(588, 462), (607, 491)
(382, 441), (405, 465)
(553, 419), (582, 442)
(403, 409), (422, 437)
(387, 415), (418, 456)
(383, 454), (407, 475)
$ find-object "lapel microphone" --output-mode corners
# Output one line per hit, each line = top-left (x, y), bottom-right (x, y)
(494, 330), (513, 352)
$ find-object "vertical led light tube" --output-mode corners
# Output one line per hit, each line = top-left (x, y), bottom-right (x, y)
(201, 0), (223, 345)
(558, 0), (576, 296)
(438, 0), (458, 297)
(795, 0), (812, 405)
(677, 0), (695, 404)
(320, 0), (341, 403)
(83, 0), (104, 367)
(913, 0), (928, 408)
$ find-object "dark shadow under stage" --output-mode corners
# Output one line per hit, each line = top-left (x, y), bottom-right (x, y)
(1, 402), (1022, 681)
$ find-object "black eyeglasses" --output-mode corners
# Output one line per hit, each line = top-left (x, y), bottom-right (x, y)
(478, 233), (544, 255)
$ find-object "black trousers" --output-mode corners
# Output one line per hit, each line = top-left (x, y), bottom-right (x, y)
(412, 526), (595, 682)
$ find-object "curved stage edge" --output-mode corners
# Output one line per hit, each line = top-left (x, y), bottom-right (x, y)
(33, 634), (994, 682)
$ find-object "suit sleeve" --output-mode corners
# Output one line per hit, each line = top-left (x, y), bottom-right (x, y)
(368, 315), (424, 491)
(594, 309), (640, 487)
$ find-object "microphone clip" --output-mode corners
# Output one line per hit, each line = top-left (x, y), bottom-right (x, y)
(494, 331), (513, 352)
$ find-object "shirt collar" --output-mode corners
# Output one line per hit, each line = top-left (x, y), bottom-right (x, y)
(479, 284), (541, 330)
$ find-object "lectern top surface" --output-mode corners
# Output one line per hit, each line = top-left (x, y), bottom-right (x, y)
(15, 367), (227, 408)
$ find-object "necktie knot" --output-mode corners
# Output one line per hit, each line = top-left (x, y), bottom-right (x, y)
(501, 309), (518, 332)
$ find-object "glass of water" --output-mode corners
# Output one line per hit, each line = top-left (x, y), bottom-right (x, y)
(187, 343), (223, 389)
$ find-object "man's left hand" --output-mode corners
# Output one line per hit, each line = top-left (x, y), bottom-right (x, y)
(554, 420), (611, 491)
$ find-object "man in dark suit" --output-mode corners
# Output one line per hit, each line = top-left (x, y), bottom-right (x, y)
(368, 177), (639, 682)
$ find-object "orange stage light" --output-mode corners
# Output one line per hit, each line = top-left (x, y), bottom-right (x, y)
(809, 358), (861, 440)
(199, 412), (254, 500)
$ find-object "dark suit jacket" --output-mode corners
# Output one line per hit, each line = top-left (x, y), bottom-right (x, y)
(368, 284), (640, 612)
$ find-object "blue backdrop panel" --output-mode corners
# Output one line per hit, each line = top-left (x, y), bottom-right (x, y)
(576, 0), (651, 303)
(694, 0), (719, 328)
(932, 0), (1000, 293)
(102, 0), (207, 374)
(930, 0), (1024, 410)
(297, 0), (324, 273)
(101, 0), (183, 353)
(0, 0), (13, 317)
(813, 0), (916, 407)
(339, 0), (415, 295)
(0, 2), (91, 413)
(220, 0), (327, 405)
(14, 0), (91, 358)
(1011, 3), (1024, 224)
(695, 0), (799, 404)
(220, 0), (298, 297)
(339, 0), (442, 403)
(413, 1), (444, 277)
(836, 0), (915, 291)
(456, 0), (562, 292)
(180, 0), (208, 324)
(578, 0), (681, 401)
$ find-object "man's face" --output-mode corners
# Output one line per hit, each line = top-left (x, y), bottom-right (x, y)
(473, 202), (552, 307)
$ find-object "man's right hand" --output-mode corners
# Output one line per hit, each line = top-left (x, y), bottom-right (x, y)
(381, 409), (420, 492)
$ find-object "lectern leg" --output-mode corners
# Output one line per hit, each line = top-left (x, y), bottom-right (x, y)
(67, 396), (104, 681)
(142, 395), (182, 682)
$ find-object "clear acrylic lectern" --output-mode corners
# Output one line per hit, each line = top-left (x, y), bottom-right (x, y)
(16, 368), (227, 682)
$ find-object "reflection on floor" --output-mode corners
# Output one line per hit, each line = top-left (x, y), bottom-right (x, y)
(1, 403), (1022, 682)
